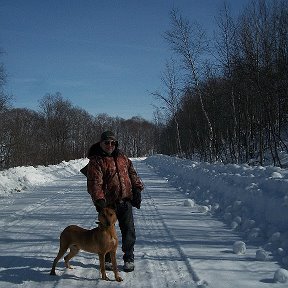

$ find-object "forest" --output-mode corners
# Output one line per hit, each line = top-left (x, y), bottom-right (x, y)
(154, 0), (288, 167)
(1, 0), (288, 169)
(0, 92), (155, 168)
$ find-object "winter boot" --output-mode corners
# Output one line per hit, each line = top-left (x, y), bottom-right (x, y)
(123, 261), (134, 272)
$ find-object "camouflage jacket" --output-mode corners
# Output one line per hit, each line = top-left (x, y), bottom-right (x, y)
(86, 142), (143, 205)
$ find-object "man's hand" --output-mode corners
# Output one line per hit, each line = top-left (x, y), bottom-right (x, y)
(131, 188), (142, 209)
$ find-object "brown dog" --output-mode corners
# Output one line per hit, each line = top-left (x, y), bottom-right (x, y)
(50, 207), (123, 282)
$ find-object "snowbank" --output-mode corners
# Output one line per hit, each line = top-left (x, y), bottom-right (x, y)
(0, 159), (88, 196)
(145, 154), (288, 268)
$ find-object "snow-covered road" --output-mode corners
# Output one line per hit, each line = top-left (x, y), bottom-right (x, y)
(0, 159), (284, 287)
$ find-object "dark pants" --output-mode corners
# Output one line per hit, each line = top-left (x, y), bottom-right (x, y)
(100, 201), (136, 263)
(116, 201), (136, 262)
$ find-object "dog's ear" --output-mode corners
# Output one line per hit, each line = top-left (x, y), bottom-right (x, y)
(98, 209), (105, 223)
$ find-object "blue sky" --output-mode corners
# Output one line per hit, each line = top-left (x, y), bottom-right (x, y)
(0, 0), (249, 121)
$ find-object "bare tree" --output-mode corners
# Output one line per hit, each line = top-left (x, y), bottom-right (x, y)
(165, 9), (214, 160)
(118, 116), (155, 157)
(1, 108), (46, 167)
(0, 63), (9, 113)
(39, 93), (74, 164)
(0, 50), (13, 169)
(152, 59), (183, 155)
(215, 2), (240, 163)
(68, 107), (95, 158)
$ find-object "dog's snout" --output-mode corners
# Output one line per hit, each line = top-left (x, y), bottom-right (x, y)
(106, 219), (111, 226)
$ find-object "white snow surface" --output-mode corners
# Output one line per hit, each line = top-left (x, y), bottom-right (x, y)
(1, 154), (288, 287)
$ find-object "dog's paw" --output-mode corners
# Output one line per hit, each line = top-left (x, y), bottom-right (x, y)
(116, 275), (123, 282)
(102, 274), (110, 281)
(65, 262), (73, 269)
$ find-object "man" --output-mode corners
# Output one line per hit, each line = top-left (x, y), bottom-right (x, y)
(84, 130), (144, 272)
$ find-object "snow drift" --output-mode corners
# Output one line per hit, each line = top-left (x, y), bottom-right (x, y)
(144, 155), (288, 267)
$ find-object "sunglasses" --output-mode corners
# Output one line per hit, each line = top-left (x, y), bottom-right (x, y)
(103, 140), (116, 146)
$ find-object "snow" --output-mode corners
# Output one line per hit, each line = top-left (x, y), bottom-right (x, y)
(274, 269), (288, 283)
(232, 241), (246, 255)
(0, 160), (85, 196)
(0, 154), (288, 287)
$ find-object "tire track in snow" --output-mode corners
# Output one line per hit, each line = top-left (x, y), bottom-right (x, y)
(131, 162), (201, 287)
(0, 175), (88, 229)
(144, 193), (208, 287)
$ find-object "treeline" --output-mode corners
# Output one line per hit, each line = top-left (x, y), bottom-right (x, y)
(0, 93), (155, 169)
(154, 0), (288, 166)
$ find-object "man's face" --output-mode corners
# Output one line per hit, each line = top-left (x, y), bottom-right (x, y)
(100, 140), (116, 155)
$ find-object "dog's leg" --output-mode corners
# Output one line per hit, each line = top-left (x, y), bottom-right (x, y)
(64, 245), (79, 269)
(110, 251), (123, 282)
(50, 246), (68, 275)
(99, 253), (109, 281)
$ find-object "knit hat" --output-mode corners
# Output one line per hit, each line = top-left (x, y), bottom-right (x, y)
(100, 130), (116, 141)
